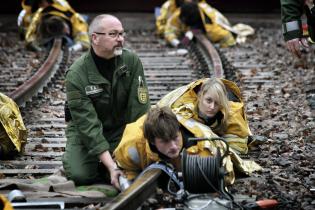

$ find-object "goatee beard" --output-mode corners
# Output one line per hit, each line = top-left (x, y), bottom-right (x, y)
(114, 47), (123, 56)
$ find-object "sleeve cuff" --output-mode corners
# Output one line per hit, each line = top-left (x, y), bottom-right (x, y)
(283, 30), (302, 41)
(88, 141), (110, 157)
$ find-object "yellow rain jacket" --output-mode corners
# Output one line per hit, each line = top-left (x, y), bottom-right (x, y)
(164, 2), (236, 48)
(157, 78), (262, 183)
(156, 0), (178, 36)
(25, 1), (89, 49)
(0, 93), (27, 158)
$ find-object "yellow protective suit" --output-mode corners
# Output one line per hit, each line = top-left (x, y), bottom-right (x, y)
(157, 78), (262, 183)
(0, 93), (27, 158)
(25, 2), (89, 50)
(164, 2), (236, 47)
(156, 0), (178, 36)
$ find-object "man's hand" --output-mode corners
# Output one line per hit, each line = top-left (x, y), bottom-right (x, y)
(286, 38), (309, 58)
(26, 42), (42, 52)
(170, 31), (194, 48)
(305, 0), (314, 8)
(99, 151), (123, 190)
(109, 166), (124, 190)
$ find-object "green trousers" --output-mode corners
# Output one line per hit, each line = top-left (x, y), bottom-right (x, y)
(62, 122), (110, 185)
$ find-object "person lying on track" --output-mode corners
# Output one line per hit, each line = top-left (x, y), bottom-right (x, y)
(164, 1), (254, 48)
(155, 0), (205, 37)
(158, 77), (252, 154)
(114, 106), (186, 186)
(24, 0), (89, 52)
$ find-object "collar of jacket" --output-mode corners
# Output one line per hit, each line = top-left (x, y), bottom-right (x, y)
(84, 51), (110, 85)
(221, 79), (243, 102)
(158, 78), (206, 107)
(86, 49), (127, 85)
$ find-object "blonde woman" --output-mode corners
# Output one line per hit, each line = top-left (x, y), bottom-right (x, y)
(158, 78), (250, 154)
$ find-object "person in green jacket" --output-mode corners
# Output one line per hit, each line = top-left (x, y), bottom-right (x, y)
(281, 0), (315, 58)
(62, 14), (150, 189)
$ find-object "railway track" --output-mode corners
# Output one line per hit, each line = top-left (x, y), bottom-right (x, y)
(0, 32), (47, 96)
(0, 27), (221, 208)
(0, 14), (314, 209)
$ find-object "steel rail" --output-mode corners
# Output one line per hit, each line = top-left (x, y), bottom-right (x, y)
(101, 169), (162, 210)
(193, 31), (224, 78)
(8, 38), (63, 106)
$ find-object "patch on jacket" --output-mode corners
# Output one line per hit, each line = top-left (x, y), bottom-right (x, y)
(128, 147), (140, 165)
(138, 76), (148, 104)
(138, 87), (148, 104)
(85, 85), (103, 95)
(117, 65), (130, 77)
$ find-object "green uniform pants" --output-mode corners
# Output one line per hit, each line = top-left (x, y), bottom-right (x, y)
(62, 122), (110, 185)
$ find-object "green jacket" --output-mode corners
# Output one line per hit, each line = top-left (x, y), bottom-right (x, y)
(65, 49), (150, 157)
(281, 0), (315, 41)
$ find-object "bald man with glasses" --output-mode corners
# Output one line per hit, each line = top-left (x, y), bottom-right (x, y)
(62, 14), (150, 189)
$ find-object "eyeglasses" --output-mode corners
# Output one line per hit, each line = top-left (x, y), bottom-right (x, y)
(94, 31), (126, 38)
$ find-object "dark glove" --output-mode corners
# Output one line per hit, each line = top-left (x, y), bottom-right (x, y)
(26, 42), (42, 52)
(248, 135), (268, 147)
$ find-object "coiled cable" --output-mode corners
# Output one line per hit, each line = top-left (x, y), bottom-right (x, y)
(182, 149), (221, 194)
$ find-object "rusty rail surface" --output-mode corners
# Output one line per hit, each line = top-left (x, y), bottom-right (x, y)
(193, 31), (224, 78)
(8, 38), (63, 106)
